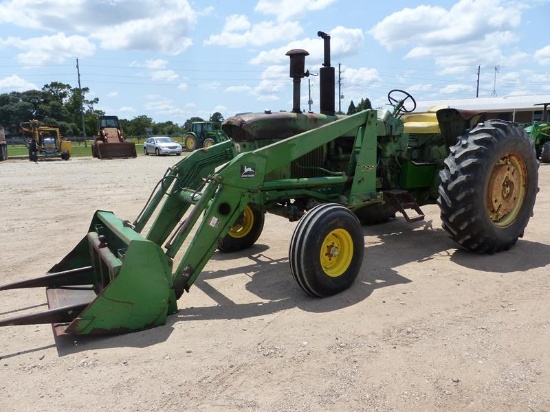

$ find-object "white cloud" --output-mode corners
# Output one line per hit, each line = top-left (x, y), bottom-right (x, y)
(151, 70), (179, 82)
(370, 0), (527, 75)
(204, 17), (302, 48)
(108, 91), (118, 97)
(0, 0), (196, 55)
(144, 97), (186, 117)
(534, 46), (550, 65)
(0, 33), (95, 66)
(250, 27), (364, 66)
(439, 84), (475, 94)
(177, 83), (188, 91)
(255, 0), (336, 21)
(370, 0), (523, 50)
(143, 60), (169, 70)
(0, 74), (37, 91)
(226, 85), (253, 93)
(408, 84), (434, 93)
(118, 106), (136, 114)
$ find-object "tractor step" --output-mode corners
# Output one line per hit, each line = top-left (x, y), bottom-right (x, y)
(384, 189), (425, 223)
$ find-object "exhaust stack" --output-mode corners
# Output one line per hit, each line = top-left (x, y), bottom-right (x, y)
(317, 31), (335, 115)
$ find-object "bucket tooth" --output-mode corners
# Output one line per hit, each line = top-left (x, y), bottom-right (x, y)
(0, 266), (93, 291)
(0, 302), (90, 328)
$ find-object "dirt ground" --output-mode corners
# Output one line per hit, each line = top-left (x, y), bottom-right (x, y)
(0, 153), (549, 412)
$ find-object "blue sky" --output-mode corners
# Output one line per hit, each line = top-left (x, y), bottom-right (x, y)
(0, 0), (549, 123)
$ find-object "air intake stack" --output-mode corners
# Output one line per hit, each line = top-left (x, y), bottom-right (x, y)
(317, 31), (335, 115)
(286, 49), (309, 113)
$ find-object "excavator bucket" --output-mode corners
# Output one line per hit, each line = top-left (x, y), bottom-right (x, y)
(0, 210), (174, 335)
(94, 141), (137, 159)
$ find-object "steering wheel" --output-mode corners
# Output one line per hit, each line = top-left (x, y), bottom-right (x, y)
(387, 89), (417, 113)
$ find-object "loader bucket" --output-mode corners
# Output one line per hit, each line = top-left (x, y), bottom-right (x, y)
(0, 211), (175, 335)
(95, 141), (137, 159)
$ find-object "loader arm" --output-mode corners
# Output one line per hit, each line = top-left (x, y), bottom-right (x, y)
(155, 110), (375, 296)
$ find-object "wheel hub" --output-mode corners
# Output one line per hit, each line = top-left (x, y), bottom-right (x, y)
(320, 229), (353, 278)
(487, 156), (526, 227)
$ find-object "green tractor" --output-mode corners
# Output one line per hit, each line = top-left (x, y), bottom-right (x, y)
(0, 31), (538, 337)
(525, 103), (550, 163)
(183, 121), (227, 151)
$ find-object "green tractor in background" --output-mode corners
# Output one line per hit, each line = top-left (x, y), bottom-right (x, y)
(0, 31), (539, 338)
(183, 121), (228, 151)
(524, 103), (550, 163)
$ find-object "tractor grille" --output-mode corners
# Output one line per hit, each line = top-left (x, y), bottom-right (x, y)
(291, 146), (327, 178)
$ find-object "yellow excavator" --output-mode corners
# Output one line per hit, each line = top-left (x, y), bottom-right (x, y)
(21, 120), (71, 161)
(91, 115), (136, 159)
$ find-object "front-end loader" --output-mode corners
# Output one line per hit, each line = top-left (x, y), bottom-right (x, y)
(0, 31), (538, 337)
(92, 115), (137, 159)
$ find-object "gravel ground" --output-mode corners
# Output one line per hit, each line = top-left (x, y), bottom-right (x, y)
(0, 154), (549, 412)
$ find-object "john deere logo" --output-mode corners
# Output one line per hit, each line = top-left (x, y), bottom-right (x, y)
(241, 165), (255, 178)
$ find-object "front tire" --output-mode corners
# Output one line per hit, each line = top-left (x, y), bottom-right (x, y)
(289, 203), (364, 297)
(438, 120), (538, 253)
(218, 205), (265, 253)
(155, 148), (160, 156)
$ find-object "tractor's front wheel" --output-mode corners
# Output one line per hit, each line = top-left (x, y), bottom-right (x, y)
(289, 203), (364, 297)
(203, 138), (215, 148)
(438, 120), (538, 253)
(218, 205), (265, 253)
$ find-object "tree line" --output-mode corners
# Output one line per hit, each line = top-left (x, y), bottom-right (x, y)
(0, 79), (370, 138)
(0, 81), (224, 138)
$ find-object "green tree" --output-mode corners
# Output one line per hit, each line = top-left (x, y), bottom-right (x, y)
(209, 112), (224, 127)
(125, 115), (153, 137)
(153, 121), (183, 136)
(183, 117), (204, 131)
(346, 98), (372, 114)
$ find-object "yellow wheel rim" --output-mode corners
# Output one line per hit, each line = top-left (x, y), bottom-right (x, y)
(204, 139), (214, 148)
(487, 154), (527, 228)
(185, 136), (196, 150)
(320, 228), (354, 278)
(228, 206), (254, 239)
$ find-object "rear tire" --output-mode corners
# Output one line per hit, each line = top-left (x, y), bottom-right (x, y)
(289, 203), (364, 297)
(438, 120), (538, 253)
(218, 205), (265, 253)
(185, 134), (198, 151)
(144, 147), (148, 155)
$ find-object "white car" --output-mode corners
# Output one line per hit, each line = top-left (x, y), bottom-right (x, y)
(144, 136), (182, 156)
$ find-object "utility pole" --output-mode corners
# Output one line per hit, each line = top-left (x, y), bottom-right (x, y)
(491, 65), (499, 97)
(76, 58), (87, 147)
(338, 63), (342, 113)
(476, 65), (480, 98)
(307, 73), (318, 112)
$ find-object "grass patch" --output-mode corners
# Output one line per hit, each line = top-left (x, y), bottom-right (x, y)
(7, 141), (146, 158)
